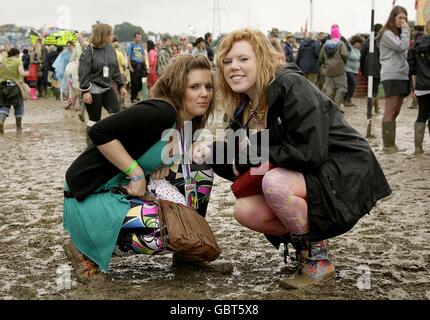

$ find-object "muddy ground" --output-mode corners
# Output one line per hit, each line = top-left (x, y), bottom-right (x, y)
(0, 96), (429, 300)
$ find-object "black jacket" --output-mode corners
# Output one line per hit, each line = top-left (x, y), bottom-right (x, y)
(214, 64), (392, 241)
(408, 35), (430, 91)
(360, 38), (381, 78)
(296, 39), (320, 74)
(65, 100), (177, 201)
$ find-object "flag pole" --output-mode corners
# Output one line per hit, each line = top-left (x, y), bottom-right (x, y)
(310, 0), (314, 31)
(366, 0), (376, 138)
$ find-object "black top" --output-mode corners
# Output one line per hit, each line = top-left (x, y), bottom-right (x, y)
(408, 35), (430, 91)
(65, 99), (177, 201)
(360, 38), (381, 78)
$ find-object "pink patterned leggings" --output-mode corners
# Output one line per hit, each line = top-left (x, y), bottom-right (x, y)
(234, 168), (309, 236)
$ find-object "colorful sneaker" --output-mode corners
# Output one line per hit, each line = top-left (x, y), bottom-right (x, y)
(280, 240), (335, 290)
(63, 239), (105, 284)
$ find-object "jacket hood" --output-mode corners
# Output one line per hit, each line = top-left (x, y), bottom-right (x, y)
(266, 63), (303, 108)
(301, 39), (314, 47)
(417, 35), (430, 48)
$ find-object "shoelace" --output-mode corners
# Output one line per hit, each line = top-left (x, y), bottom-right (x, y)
(80, 256), (100, 277)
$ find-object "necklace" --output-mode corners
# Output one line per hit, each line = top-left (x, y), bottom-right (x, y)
(248, 100), (266, 124)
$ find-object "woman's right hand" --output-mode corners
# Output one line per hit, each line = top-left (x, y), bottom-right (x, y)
(83, 92), (93, 105)
(124, 177), (147, 197)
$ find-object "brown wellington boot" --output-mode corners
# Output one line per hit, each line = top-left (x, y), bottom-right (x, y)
(414, 122), (426, 155)
(382, 121), (399, 153)
(374, 97), (380, 114)
(280, 240), (335, 290)
(171, 253), (233, 275)
(63, 239), (106, 284)
(0, 113), (6, 134)
(15, 117), (22, 132)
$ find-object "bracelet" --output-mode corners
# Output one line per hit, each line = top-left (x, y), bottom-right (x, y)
(124, 160), (138, 175)
(128, 173), (146, 182)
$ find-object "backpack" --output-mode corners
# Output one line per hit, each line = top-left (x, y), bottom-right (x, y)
(325, 43), (339, 58)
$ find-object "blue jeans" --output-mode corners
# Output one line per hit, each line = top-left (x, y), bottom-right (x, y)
(345, 72), (357, 102)
(0, 100), (25, 118)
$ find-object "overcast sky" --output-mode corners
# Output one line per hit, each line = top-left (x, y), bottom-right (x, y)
(0, 0), (417, 38)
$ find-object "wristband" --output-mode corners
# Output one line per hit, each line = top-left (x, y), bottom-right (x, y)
(128, 173), (146, 182)
(124, 160), (138, 175)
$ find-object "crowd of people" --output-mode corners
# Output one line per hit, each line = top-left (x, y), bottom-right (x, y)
(1, 5), (429, 291)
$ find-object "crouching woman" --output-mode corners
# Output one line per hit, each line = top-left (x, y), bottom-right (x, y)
(63, 55), (217, 282)
(212, 29), (392, 289)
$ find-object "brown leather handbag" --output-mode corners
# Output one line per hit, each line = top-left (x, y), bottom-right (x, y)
(157, 198), (221, 262)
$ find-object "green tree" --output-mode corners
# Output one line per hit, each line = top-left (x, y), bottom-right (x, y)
(113, 22), (146, 42)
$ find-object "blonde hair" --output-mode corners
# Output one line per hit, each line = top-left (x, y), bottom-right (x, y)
(425, 20), (430, 35)
(150, 54), (216, 132)
(215, 29), (282, 120)
(91, 24), (113, 48)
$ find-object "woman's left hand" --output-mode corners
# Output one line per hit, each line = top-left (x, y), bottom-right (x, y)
(120, 87), (128, 98)
(150, 167), (170, 180)
(192, 142), (212, 165)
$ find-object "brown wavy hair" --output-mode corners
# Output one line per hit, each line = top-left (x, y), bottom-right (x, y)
(378, 6), (408, 39)
(150, 54), (216, 132)
(91, 24), (113, 48)
(215, 29), (282, 120)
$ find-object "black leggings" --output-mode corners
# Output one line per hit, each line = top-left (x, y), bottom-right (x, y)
(417, 94), (430, 127)
(85, 88), (120, 122)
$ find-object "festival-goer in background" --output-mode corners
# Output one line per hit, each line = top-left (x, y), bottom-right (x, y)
(63, 55), (217, 282)
(407, 25), (425, 109)
(146, 40), (158, 90)
(38, 41), (48, 98)
(268, 27), (280, 43)
(296, 32), (320, 85)
(316, 32), (328, 90)
(187, 43), (194, 54)
(78, 23), (127, 145)
(0, 44), (10, 63)
(53, 41), (75, 104)
(283, 32), (296, 63)
(192, 37), (208, 58)
(157, 37), (173, 76)
(21, 49), (30, 72)
(68, 33), (88, 121)
(205, 32), (215, 64)
(320, 24), (349, 113)
(408, 20), (430, 154)
(361, 23), (383, 114)
(213, 29), (391, 289)
(344, 35), (364, 107)
(172, 43), (180, 57)
(127, 32), (147, 103)
(112, 39), (127, 109)
(0, 48), (29, 133)
(377, 6), (410, 152)
(42, 46), (62, 100)
(269, 38), (286, 63)
(178, 34), (190, 55)
(28, 39), (43, 100)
